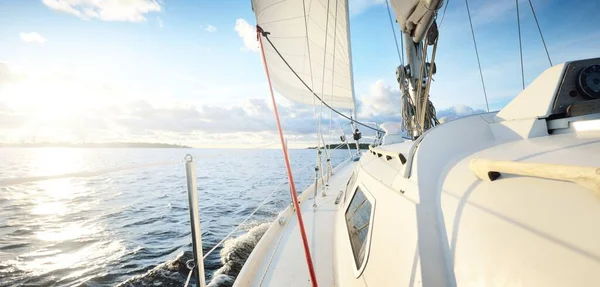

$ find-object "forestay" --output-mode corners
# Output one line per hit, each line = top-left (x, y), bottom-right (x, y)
(251, 0), (356, 109)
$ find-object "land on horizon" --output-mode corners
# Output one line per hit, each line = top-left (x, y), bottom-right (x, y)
(0, 142), (192, 148)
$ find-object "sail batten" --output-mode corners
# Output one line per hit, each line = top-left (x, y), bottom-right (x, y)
(252, 0), (355, 109)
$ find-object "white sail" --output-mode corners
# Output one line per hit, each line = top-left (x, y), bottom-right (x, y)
(252, 0), (356, 110)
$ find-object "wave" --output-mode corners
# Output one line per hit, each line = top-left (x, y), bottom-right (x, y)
(116, 251), (192, 287)
(116, 222), (270, 287)
(207, 222), (270, 287)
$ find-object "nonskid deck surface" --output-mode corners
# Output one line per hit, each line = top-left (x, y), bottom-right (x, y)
(245, 161), (356, 286)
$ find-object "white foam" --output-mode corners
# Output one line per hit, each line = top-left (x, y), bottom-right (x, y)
(207, 222), (271, 287)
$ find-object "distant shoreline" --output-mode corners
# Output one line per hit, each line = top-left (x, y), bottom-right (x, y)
(0, 142), (192, 148)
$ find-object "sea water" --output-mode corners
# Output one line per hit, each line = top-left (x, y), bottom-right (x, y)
(0, 147), (350, 286)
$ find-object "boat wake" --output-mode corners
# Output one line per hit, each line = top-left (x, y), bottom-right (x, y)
(116, 251), (193, 287)
(207, 222), (270, 287)
(117, 222), (271, 287)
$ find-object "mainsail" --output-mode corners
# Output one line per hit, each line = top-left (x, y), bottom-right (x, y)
(251, 0), (356, 110)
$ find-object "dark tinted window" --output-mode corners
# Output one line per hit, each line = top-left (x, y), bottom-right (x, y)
(345, 186), (372, 269)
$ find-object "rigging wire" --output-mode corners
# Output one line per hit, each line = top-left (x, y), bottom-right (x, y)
(328, 0), (340, 176)
(464, 0), (490, 112)
(384, 0), (403, 64)
(302, 0), (321, 156)
(527, 0), (552, 66)
(257, 27), (385, 134)
(439, 0), (451, 28)
(318, 0), (332, 180)
(516, 0), (525, 90)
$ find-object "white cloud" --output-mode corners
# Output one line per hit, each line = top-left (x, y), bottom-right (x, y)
(205, 25), (217, 33)
(0, 64), (487, 146)
(157, 17), (164, 28)
(0, 62), (324, 146)
(357, 79), (486, 125)
(235, 18), (260, 52)
(42, 0), (161, 22)
(20, 32), (46, 44)
(358, 80), (401, 118)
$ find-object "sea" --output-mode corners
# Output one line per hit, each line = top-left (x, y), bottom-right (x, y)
(0, 147), (352, 287)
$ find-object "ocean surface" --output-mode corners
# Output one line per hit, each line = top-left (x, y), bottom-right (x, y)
(0, 147), (352, 287)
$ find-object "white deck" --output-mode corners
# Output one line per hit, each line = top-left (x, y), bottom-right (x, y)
(235, 159), (356, 286)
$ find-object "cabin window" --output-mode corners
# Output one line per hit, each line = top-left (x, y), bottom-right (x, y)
(345, 186), (374, 273)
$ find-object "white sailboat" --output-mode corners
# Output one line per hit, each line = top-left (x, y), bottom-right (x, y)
(184, 0), (600, 286)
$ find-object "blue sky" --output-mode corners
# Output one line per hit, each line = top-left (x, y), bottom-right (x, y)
(0, 0), (598, 147)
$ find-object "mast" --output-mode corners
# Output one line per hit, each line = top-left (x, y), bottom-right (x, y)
(390, 0), (443, 138)
(404, 33), (424, 137)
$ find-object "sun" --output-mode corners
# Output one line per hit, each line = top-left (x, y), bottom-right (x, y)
(3, 69), (107, 141)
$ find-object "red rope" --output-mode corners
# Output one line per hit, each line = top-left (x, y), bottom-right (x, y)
(257, 26), (319, 287)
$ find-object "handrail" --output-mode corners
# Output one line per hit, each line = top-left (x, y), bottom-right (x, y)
(470, 159), (600, 192)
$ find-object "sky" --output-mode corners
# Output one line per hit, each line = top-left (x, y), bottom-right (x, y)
(0, 0), (598, 148)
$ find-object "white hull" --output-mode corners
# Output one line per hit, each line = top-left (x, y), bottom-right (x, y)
(235, 59), (600, 286)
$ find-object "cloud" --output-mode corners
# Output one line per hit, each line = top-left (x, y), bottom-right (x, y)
(105, 98), (321, 136)
(357, 80), (401, 118)
(20, 32), (47, 44)
(0, 61), (323, 145)
(205, 25), (217, 33)
(157, 17), (164, 28)
(0, 104), (27, 129)
(357, 79), (486, 125)
(0, 62), (23, 86)
(235, 18), (259, 52)
(0, 64), (486, 146)
(42, 0), (161, 22)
